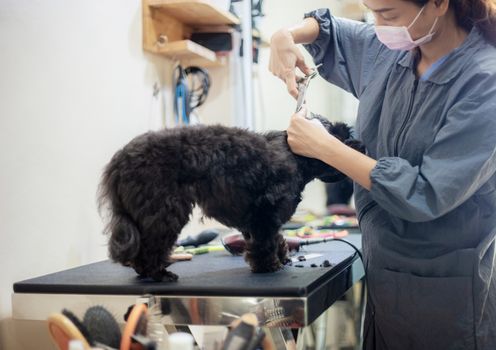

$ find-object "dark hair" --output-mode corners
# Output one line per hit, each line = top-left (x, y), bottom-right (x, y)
(408, 0), (496, 45)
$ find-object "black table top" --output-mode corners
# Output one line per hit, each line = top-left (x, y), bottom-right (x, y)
(14, 234), (363, 298)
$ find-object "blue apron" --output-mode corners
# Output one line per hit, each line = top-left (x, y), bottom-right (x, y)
(303, 9), (496, 349)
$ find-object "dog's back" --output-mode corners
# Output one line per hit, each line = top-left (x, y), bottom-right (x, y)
(98, 121), (360, 280)
(98, 125), (301, 279)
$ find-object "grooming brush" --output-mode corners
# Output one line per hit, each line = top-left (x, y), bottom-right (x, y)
(260, 300), (294, 328)
(47, 310), (92, 350)
(222, 313), (258, 350)
(145, 297), (172, 345)
(83, 305), (121, 349)
(245, 329), (266, 350)
(168, 332), (194, 350)
(121, 303), (157, 350)
(176, 229), (219, 247)
(221, 232), (338, 255)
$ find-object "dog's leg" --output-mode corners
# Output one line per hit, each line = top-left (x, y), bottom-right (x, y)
(138, 231), (179, 282)
(244, 228), (284, 273)
(136, 197), (193, 282)
(275, 232), (291, 266)
(148, 244), (179, 282)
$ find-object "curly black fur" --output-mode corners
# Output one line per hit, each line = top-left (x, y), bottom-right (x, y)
(98, 115), (364, 281)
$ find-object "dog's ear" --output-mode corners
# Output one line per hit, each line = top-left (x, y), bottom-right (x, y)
(308, 114), (352, 142)
(308, 113), (332, 131)
(344, 138), (366, 153)
(318, 172), (347, 183)
(318, 139), (365, 183)
(328, 122), (352, 141)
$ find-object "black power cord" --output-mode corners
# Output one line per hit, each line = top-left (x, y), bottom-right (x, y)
(327, 237), (373, 348)
(174, 65), (210, 125)
(184, 66), (211, 112)
(173, 65), (211, 125)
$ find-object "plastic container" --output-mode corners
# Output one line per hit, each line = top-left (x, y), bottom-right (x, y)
(168, 332), (194, 350)
(68, 340), (85, 350)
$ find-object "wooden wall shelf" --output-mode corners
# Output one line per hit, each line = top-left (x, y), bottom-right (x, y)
(143, 0), (239, 66)
(147, 0), (239, 26)
(155, 39), (227, 67)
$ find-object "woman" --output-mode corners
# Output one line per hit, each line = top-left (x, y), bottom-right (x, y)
(269, 0), (496, 348)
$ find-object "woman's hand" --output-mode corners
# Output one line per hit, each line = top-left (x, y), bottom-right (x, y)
(288, 109), (376, 191)
(287, 108), (341, 160)
(269, 29), (312, 98)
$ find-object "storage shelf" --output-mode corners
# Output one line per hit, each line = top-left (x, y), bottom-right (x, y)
(147, 0), (240, 26)
(156, 39), (227, 67)
(143, 0), (237, 67)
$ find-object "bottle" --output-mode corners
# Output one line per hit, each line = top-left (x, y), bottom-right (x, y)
(168, 332), (194, 350)
(68, 340), (85, 350)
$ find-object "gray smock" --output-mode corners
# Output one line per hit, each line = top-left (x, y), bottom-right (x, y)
(303, 9), (496, 350)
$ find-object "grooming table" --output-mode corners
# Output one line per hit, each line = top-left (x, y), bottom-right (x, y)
(13, 233), (364, 348)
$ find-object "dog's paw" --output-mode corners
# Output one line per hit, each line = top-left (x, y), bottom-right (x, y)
(251, 260), (284, 273)
(280, 256), (292, 266)
(162, 270), (179, 282)
(150, 270), (178, 282)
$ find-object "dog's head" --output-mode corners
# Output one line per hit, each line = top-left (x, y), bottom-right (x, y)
(300, 114), (365, 183)
(309, 114), (351, 142)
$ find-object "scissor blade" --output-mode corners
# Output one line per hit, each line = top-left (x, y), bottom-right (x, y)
(295, 64), (322, 113)
(296, 84), (307, 112)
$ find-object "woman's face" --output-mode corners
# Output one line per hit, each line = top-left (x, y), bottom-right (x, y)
(363, 0), (438, 40)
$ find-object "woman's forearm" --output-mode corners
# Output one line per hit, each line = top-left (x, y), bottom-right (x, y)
(287, 17), (320, 44)
(319, 139), (376, 191)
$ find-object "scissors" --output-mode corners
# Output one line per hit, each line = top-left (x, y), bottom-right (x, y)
(295, 63), (322, 113)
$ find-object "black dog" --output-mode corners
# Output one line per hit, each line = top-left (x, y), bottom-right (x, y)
(98, 115), (363, 281)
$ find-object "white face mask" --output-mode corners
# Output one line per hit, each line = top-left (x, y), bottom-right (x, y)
(374, 5), (439, 51)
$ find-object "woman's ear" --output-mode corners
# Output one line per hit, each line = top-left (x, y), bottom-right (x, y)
(432, 0), (450, 15)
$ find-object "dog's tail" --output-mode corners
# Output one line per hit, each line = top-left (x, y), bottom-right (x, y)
(97, 151), (141, 265)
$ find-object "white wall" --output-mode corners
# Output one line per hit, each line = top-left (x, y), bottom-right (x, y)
(0, 0), (165, 312)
